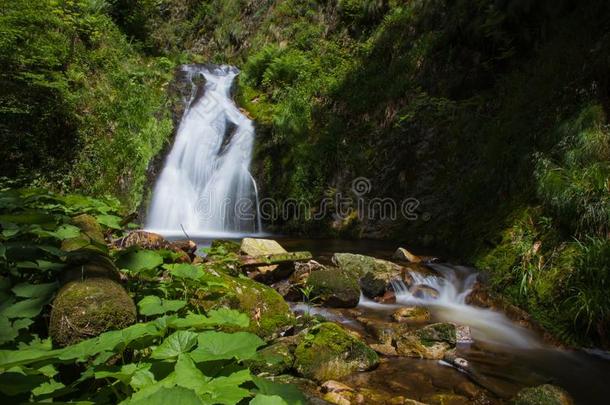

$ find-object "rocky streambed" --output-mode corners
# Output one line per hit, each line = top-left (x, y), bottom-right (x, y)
(193, 237), (610, 405)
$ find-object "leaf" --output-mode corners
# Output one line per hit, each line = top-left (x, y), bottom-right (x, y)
(251, 376), (306, 405)
(199, 369), (252, 405)
(32, 380), (65, 397)
(96, 214), (122, 230)
(116, 250), (163, 274)
(165, 263), (204, 280)
(12, 281), (58, 298)
(127, 386), (205, 405)
(174, 354), (210, 393)
(250, 395), (289, 405)
(190, 332), (264, 363)
(138, 296), (186, 316)
(151, 331), (198, 360)
(0, 296), (48, 319)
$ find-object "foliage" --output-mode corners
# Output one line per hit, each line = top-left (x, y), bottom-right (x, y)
(0, 189), (305, 403)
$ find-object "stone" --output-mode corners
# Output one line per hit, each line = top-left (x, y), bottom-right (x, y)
(307, 268), (361, 308)
(49, 278), (136, 347)
(369, 343), (398, 357)
(359, 271), (388, 298)
(393, 247), (422, 263)
(392, 306), (431, 323)
(411, 285), (439, 300)
(246, 340), (295, 375)
(321, 380), (354, 394)
(456, 325), (473, 344)
(395, 323), (456, 359)
(332, 253), (404, 280)
(112, 230), (169, 250)
(323, 392), (352, 405)
(71, 214), (105, 244)
(294, 323), (379, 381)
(512, 384), (574, 405)
(240, 238), (300, 281)
(241, 237), (287, 256)
(377, 289), (396, 304)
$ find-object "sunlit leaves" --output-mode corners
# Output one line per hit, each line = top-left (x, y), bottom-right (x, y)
(138, 296), (186, 316)
(150, 331), (198, 360)
(190, 332), (264, 363)
(116, 250), (164, 274)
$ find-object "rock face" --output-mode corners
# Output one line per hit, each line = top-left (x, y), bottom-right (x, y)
(294, 322), (379, 381)
(49, 278), (136, 347)
(513, 384), (574, 405)
(395, 323), (456, 359)
(306, 268), (361, 308)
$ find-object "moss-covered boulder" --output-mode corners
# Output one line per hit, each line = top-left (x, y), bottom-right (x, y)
(395, 323), (456, 359)
(71, 214), (105, 244)
(392, 306), (431, 323)
(195, 271), (295, 339)
(513, 384), (574, 405)
(359, 271), (387, 298)
(306, 268), (360, 308)
(246, 339), (296, 375)
(332, 253), (403, 279)
(294, 322), (379, 381)
(49, 278), (136, 347)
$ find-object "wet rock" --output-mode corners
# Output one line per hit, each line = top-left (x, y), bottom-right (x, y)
(323, 392), (353, 405)
(307, 268), (360, 308)
(393, 247), (422, 263)
(456, 325), (473, 344)
(395, 323), (456, 359)
(273, 260), (326, 301)
(333, 253), (405, 279)
(392, 306), (431, 323)
(359, 317), (410, 346)
(512, 384), (574, 405)
(424, 393), (470, 404)
(240, 237), (296, 281)
(360, 271), (387, 298)
(294, 322), (379, 381)
(411, 285), (440, 300)
(376, 290), (396, 304)
(369, 343), (398, 357)
(321, 380), (354, 394)
(49, 278), (136, 347)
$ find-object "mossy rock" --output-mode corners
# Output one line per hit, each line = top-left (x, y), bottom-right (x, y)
(513, 384), (574, 405)
(294, 322), (379, 381)
(246, 339), (296, 375)
(71, 214), (105, 244)
(49, 278), (136, 347)
(195, 271), (294, 339)
(395, 323), (456, 359)
(60, 255), (120, 283)
(210, 239), (241, 255)
(360, 271), (387, 298)
(307, 268), (360, 308)
(332, 253), (403, 279)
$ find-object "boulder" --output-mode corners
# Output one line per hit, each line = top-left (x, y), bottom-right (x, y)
(411, 285), (439, 300)
(359, 316), (409, 345)
(306, 268), (360, 308)
(49, 278), (136, 347)
(71, 214), (105, 244)
(395, 323), (456, 359)
(360, 272), (387, 298)
(194, 270), (295, 339)
(392, 306), (431, 323)
(246, 339), (295, 375)
(240, 238), (297, 281)
(512, 384), (574, 405)
(332, 253), (404, 280)
(393, 247), (422, 263)
(294, 322), (379, 381)
(111, 230), (194, 263)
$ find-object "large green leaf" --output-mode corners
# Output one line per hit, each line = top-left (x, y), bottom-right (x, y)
(116, 250), (163, 273)
(199, 369), (252, 405)
(174, 354), (210, 393)
(138, 296), (186, 316)
(32, 380), (65, 397)
(250, 395), (289, 405)
(128, 386), (205, 405)
(252, 376), (306, 405)
(190, 332), (264, 363)
(96, 214), (122, 230)
(151, 331), (198, 360)
(164, 263), (204, 280)
(12, 281), (58, 298)
(0, 296), (48, 319)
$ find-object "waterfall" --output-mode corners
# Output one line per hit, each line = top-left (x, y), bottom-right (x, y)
(146, 65), (262, 237)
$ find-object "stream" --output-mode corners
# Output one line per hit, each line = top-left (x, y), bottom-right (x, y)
(201, 237), (610, 404)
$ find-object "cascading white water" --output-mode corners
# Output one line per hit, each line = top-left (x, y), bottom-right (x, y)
(360, 263), (541, 349)
(147, 65), (262, 237)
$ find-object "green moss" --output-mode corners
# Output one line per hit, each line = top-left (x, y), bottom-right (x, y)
(513, 384), (574, 405)
(416, 323), (456, 347)
(49, 278), (136, 347)
(245, 340), (295, 375)
(306, 268), (360, 308)
(294, 322), (378, 381)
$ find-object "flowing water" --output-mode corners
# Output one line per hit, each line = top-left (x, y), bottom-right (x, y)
(147, 65), (262, 237)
